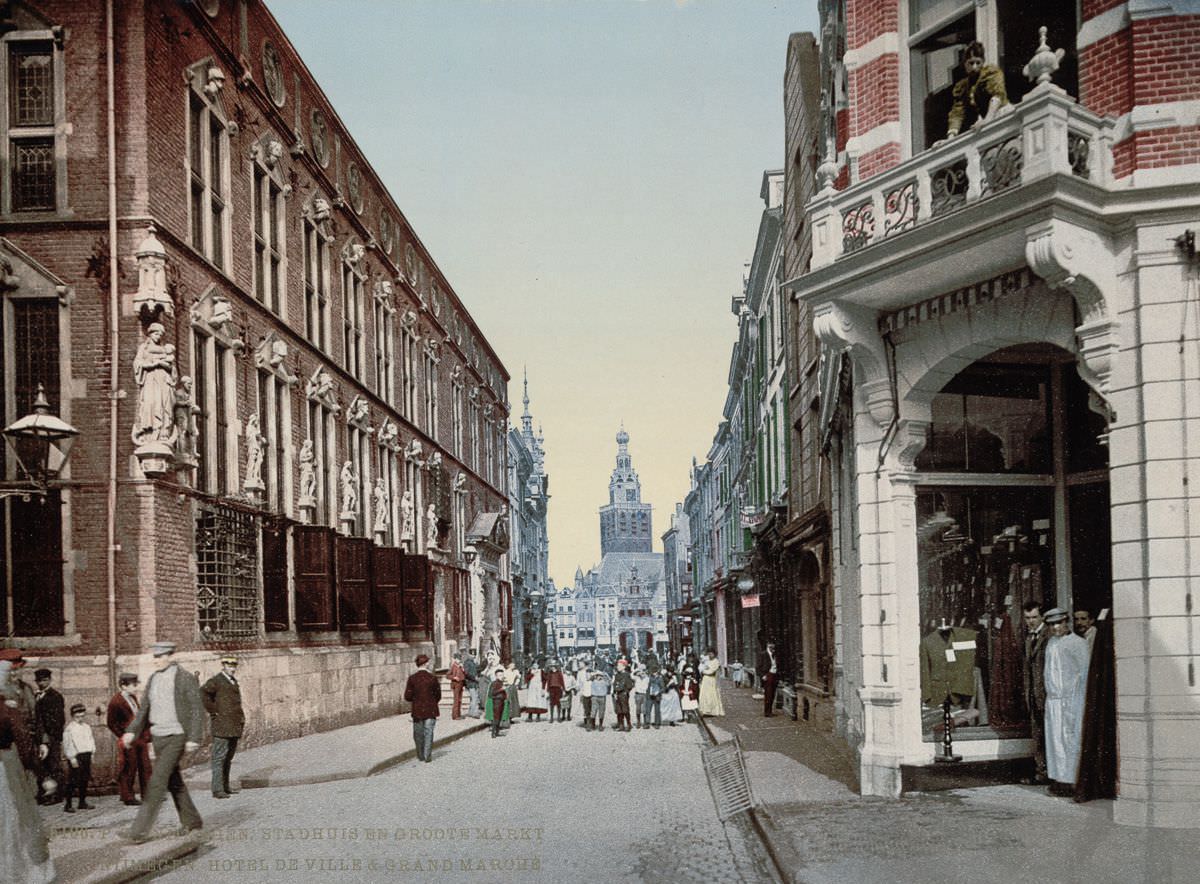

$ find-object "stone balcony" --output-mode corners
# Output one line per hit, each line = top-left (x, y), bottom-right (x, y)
(809, 82), (1115, 273)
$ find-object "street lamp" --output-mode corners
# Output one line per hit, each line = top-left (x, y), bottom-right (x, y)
(2, 384), (79, 501)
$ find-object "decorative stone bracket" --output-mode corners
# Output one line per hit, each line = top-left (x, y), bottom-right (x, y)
(254, 332), (298, 385)
(190, 286), (244, 351)
(1025, 217), (1120, 416)
(812, 300), (891, 426)
(345, 394), (373, 434)
(305, 366), (340, 413)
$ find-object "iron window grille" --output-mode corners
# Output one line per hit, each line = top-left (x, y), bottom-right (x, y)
(196, 502), (260, 641)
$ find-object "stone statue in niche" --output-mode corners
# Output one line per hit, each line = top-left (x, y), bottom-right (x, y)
(298, 439), (317, 505)
(340, 460), (358, 516)
(243, 413), (265, 494)
(400, 489), (415, 542)
(172, 376), (200, 466)
(132, 322), (177, 447)
(373, 478), (390, 536)
(426, 503), (439, 549)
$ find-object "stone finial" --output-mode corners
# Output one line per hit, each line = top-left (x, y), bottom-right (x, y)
(1023, 26), (1065, 86)
(133, 224), (172, 316)
(816, 156), (838, 192)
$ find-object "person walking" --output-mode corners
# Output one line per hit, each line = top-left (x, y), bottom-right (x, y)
(503, 661), (522, 727)
(680, 655), (700, 723)
(612, 660), (634, 732)
(106, 673), (151, 806)
(32, 668), (64, 805)
(62, 704), (95, 813)
(122, 641), (205, 844)
(448, 652), (467, 720)
(699, 649), (725, 717)
(487, 667), (508, 738)
(522, 661), (549, 722)
(643, 668), (663, 729)
(403, 654), (441, 762)
(464, 649), (481, 718)
(758, 641), (779, 717)
(201, 654), (245, 799)
(660, 667), (683, 726)
(0, 659), (55, 884)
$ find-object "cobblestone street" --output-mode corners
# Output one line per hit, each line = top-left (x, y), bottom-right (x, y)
(134, 718), (776, 883)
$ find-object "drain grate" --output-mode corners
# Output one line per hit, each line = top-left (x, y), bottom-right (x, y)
(702, 736), (756, 821)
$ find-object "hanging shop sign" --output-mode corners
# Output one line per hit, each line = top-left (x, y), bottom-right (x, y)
(741, 594), (760, 609)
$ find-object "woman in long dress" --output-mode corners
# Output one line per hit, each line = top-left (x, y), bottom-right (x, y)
(659, 667), (683, 725)
(522, 662), (549, 721)
(698, 649), (725, 717)
(1, 661), (55, 884)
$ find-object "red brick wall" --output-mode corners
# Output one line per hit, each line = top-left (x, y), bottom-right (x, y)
(857, 142), (904, 181)
(1082, 0), (1128, 19)
(847, 0), (898, 51)
(1079, 29), (1134, 118)
(1114, 125), (1200, 178)
(848, 55), (901, 142)
(1131, 16), (1200, 106)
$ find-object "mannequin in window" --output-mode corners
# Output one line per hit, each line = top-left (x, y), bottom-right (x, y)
(946, 42), (1009, 138)
(920, 617), (977, 709)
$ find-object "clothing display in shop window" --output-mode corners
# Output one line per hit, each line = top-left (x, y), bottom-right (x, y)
(987, 610), (1026, 727)
(1043, 630), (1090, 785)
(920, 625), (978, 706)
(1074, 615), (1117, 802)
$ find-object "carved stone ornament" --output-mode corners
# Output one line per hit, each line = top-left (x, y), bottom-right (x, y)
(131, 321), (177, 449)
(373, 478), (391, 535)
(261, 40), (286, 107)
(290, 128), (306, 158)
(305, 366), (340, 413)
(405, 438), (423, 463)
(426, 503), (439, 549)
(203, 66), (226, 97)
(424, 337), (441, 363)
(310, 109), (330, 167)
(346, 394), (372, 431)
(468, 385), (480, 403)
(373, 279), (394, 312)
(450, 365), (463, 384)
(811, 300), (889, 426)
(400, 309), (419, 333)
(339, 460), (358, 518)
(255, 138), (284, 169)
(1023, 26), (1065, 87)
(190, 286), (244, 350)
(404, 243), (417, 286)
(379, 212), (395, 255)
(378, 419), (400, 451)
(347, 163), (364, 214)
(243, 412), (266, 494)
(431, 282), (442, 317)
(345, 241), (366, 266)
(199, 0), (220, 17)
(254, 332), (298, 385)
(132, 224), (172, 317)
(310, 195), (331, 224)
(400, 489), (415, 542)
(298, 438), (318, 508)
(453, 472), (466, 493)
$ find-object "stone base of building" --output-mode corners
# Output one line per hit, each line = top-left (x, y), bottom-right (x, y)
(22, 641), (432, 790)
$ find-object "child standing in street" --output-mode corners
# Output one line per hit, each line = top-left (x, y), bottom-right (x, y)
(62, 704), (95, 812)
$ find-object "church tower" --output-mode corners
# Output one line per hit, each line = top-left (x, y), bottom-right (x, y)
(599, 426), (653, 555)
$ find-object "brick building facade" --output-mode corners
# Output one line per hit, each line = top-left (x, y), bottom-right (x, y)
(0, 0), (509, 780)
(794, 0), (1200, 827)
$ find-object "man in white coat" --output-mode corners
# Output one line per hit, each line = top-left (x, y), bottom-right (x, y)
(1042, 607), (1090, 796)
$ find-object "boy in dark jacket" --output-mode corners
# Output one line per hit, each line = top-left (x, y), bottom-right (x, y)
(612, 660), (634, 732)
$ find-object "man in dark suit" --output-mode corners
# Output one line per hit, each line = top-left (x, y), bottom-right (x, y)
(201, 654), (245, 798)
(33, 667), (65, 804)
(757, 642), (779, 717)
(403, 653), (441, 762)
(122, 641), (205, 843)
(1022, 602), (1050, 784)
(106, 672), (152, 805)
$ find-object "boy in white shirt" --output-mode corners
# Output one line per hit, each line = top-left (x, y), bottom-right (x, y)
(62, 703), (96, 812)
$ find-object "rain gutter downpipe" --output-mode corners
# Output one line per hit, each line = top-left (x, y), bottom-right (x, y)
(104, 0), (119, 696)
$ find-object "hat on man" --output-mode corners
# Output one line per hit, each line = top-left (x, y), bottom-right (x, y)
(34, 668), (52, 680)
(0, 648), (25, 667)
(149, 641), (177, 657)
(220, 654), (238, 665)
(415, 653), (430, 667)
(1043, 607), (1069, 624)
(70, 703), (86, 715)
(118, 672), (138, 685)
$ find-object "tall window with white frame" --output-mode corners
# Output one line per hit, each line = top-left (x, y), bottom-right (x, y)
(251, 147), (286, 315)
(302, 214), (330, 350)
(401, 322), (418, 423)
(468, 395), (480, 473)
(374, 296), (395, 406)
(377, 444), (397, 544)
(307, 399), (337, 526)
(1, 291), (65, 637)
(186, 66), (230, 269)
(342, 256), (365, 380)
(451, 375), (464, 458)
(257, 370), (291, 513)
(2, 28), (67, 215)
(347, 425), (369, 535)
(484, 416), (494, 485)
(424, 346), (439, 441)
(192, 329), (234, 496)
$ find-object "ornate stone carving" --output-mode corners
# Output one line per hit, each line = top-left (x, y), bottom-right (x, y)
(373, 279), (394, 312)
(424, 337), (441, 363)
(378, 419), (400, 451)
(310, 196), (331, 223)
(261, 40), (286, 106)
(1023, 26), (1065, 87)
(812, 300), (889, 425)
(404, 243), (417, 286)
(379, 212), (395, 255)
(453, 472), (466, 493)
(346, 394), (372, 432)
(132, 225), (171, 318)
(310, 109), (330, 167)
(400, 309), (419, 333)
(203, 66), (226, 97)
(400, 489), (415, 542)
(132, 322), (176, 448)
(305, 366), (340, 413)
(340, 460), (358, 517)
(172, 375), (200, 469)
(894, 419), (931, 473)
(243, 413), (266, 496)
(345, 241), (366, 266)
(405, 438), (423, 463)
(298, 438), (318, 508)
(254, 333), (298, 384)
(346, 163), (364, 214)
(426, 503), (439, 549)
(373, 478), (390, 537)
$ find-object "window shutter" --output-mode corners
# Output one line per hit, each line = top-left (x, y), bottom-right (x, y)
(294, 525), (336, 630)
(372, 545), (403, 629)
(336, 535), (372, 630)
(401, 553), (431, 639)
(261, 517), (290, 632)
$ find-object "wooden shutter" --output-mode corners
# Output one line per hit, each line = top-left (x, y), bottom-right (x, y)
(401, 553), (430, 639)
(336, 535), (372, 630)
(372, 545), (403, 628)
(293, 525), (336, 630)
(261, 517), (290, 632)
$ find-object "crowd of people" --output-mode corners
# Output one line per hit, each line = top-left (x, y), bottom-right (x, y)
(444, 646), (727, 738)
(1, 641), (249, 883)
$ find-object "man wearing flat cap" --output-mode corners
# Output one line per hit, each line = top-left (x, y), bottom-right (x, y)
(33, 667), (65, 804)
(107, 672), (151, 806)
(1042, 608), (1090, 796)
(403, 653), (441, 762)
(122, 641), (205, 842)
(202, 654), (245, 798)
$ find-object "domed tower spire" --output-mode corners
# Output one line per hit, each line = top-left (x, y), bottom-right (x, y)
(599, 424), (652, 555)
(520, 366), (534, 440)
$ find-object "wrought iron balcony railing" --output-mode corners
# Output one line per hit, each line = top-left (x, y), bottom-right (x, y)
(809, 82), (1114, 271)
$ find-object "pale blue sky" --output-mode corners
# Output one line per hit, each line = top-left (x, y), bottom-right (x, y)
(269, 0), (818, 582)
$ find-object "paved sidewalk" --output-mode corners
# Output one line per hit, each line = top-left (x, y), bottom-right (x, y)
(701, 678), (1200, 884)
(40, 709), (486, 884)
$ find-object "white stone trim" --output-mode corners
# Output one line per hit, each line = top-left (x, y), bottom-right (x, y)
(845, 121), (903, 158)
(1128, 0), (1200, 19)
(843, 31), (899, 70)
(1125, 161), (1200, 187)
(1077, 2), (1129, 49)
(1110, 99), (1200, 142)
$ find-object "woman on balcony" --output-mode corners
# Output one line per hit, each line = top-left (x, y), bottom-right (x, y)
(946, 41), (1009, 138)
